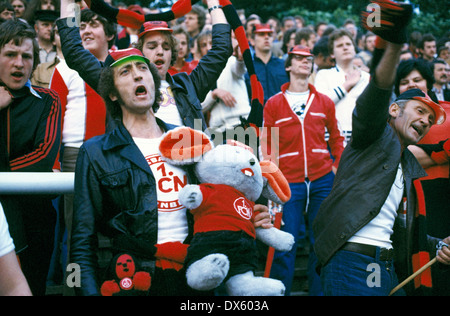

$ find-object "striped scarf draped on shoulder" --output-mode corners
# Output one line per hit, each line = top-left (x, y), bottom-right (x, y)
(411, 180), (433, 294)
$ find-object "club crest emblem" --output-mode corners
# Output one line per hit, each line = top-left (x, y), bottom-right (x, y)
(233, 197), (253, 220)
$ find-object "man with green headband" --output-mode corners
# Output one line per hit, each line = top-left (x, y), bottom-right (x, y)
(69, 48), (272, 296)
(70, 47), (187, 296)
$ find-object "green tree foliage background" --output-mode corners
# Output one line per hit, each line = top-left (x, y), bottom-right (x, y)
(123, 0), (449, 38)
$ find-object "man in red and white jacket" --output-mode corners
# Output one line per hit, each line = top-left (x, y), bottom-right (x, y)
(260, 45), (344, 296)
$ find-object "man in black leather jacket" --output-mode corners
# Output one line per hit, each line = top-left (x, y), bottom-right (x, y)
(57, 0), (232, 132)
(71, 47), (272, 296)
(71, 48), (189, 295)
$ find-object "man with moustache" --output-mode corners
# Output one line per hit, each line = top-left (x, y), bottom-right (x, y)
(431, 59), (450, 101)
(34, 10), (59, 63)
(314, 28), (370, 144)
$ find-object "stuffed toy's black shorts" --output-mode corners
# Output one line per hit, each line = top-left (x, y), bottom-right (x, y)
(185, 230), (259, 281)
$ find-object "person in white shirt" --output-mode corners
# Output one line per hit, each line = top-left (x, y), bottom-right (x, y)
(314, 28), (370, 143)
(0, 203), (32, 296)
(202, 34), (250, 144)
(71, 47), (272, 296)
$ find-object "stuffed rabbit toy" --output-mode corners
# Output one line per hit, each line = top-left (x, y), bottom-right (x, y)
(159, 127), (294, 296)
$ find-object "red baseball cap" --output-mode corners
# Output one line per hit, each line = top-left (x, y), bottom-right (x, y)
(253, 23), (273, 34)
(139, 21), (173, 39)
(288, 45), (314, 57)
(395, 88), (446, 125)
(104, 48), (150, 68)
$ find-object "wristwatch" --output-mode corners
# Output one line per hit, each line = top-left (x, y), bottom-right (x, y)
(208, 5), (223, 13)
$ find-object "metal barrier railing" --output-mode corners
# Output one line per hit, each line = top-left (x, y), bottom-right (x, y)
(0, 173), (75, 195)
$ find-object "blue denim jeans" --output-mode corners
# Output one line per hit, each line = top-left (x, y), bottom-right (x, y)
(269, 172), (335, 296)
(320, 248), (405, 296)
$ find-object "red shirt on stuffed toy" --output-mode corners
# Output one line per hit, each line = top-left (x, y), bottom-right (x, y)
(189, 184), (256, 238)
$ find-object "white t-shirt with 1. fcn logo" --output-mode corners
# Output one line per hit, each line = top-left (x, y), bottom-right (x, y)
(133, 136), (189, 244)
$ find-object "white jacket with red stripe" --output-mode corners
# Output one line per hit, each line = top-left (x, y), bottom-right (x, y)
(261, 83), (345, 183)
(50, 59), (106, 149)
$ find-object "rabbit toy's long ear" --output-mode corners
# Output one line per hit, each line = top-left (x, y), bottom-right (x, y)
(159, 127), (213, 165)
(260, 161), (291, 205)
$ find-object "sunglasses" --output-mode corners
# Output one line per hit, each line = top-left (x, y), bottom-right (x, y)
(292, 55), (314, 62)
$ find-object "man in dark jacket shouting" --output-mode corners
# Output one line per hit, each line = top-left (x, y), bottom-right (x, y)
(0, 20), (61, 295)
(313, 1), (450, 296)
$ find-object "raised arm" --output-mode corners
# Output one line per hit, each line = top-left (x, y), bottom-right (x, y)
(207, 0), (227, 24)
(361, 0), (412, 87)
(187, 0), (232, 101)
(56, 0), (104, 91)
(372, 42), (402, 89)
(351, 0), (412, 148)
(409, 139), (450, 168)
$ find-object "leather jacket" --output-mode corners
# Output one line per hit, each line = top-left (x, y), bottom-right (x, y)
(0, 83), (61, 252)
(313, 81), (441, 292)
(71, 119), (195, 296)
